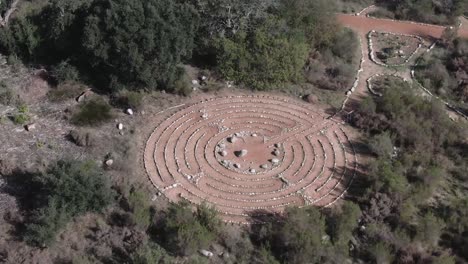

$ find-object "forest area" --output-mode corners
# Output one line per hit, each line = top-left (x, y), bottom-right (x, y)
(0, 0), (467, 263)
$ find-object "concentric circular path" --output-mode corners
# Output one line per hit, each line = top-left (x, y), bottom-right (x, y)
(144, 95), (358, 223)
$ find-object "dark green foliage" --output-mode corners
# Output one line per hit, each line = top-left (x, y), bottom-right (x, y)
(127, 189), (152, 230)
(161, 202), (220, 256)
(214, 18), (308, 90)
(415, 212), (444, 248)
(329, 201), (361, 247)
(23, 160), (114, 246)
(269, 207), (327, 264)
(71, 98), (113, 126)
(415, 38), (468, 111)
(80, 0), (199, 91)
(51, 60), (80, 84)
(0, 17), (40, 60)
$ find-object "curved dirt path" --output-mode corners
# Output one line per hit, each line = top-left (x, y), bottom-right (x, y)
(338, 14), (468, 39)
(337, 14), (468, 117)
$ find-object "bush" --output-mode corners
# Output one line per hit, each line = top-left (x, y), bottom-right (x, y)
(0, 81), (19, 106)
(171, 68), (192, 96)
(112, 90), (144, 110)
(48, 82), (87, 102)
(267, 207), (327, 263)
(51, 60), (80, 84)
(162, 202), (219, 255)
(71, 98), (113, 126)
(12, 104), (30, 125)
(23, 160), (114, 246)
(69, 129), (94, 147)
(80, 0), (199, 91)
(214, 18), (308, 90)
(127, 189), (152, 230)
(130, 243), (173, 264)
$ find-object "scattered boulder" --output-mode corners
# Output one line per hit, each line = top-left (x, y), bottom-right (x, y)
(199, 249), (214, 257)
(126, 108), (134, 115)
(304, 94), (318, 104)
(219, 150), (228, 157)
(233, 163), (241, 169)
(25, 123), (36, 131)
(235, 149), (248, 157)
(249, 169), (256, 173)
(260, 164), (268, 169)
(105, 159), (114, 167)
(272, 149), (280, 156)
(76, 89), (93, 103)
(117, 123), (123, 130)
(271, 158), (280, 164)
(228, 136), (237, 143)
(69, 130), (94, 147)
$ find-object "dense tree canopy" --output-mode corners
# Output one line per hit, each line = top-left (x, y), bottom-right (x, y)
(81, 0), (199, 91)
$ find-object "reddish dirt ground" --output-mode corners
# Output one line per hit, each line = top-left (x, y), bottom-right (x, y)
(143, 95), (359, 223)
(337, 14), (468, 39)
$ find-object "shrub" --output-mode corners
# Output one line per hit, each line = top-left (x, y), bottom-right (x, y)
(112, 90), (144, 110)
(12, 104), (30, 125)
(23, 160), (114, 246)
(51, 60), (80, 84)
(0, 81), (19, 106)
(162, 202), (218, 255)
(127, 189), (152, 230)
(130, 243), (173, 264)
(71, 98), (113, 126)
(69, 129), (95, 147)
(267, 207), (327, 263)
(214, 18), (308, 90)
(171, 67), (192, 96)
(48, 82), (87, 102)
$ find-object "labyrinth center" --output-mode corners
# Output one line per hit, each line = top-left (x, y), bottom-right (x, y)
(144, 95), (358, 223)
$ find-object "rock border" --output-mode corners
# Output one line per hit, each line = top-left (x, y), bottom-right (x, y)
(367, 30), (423, 67)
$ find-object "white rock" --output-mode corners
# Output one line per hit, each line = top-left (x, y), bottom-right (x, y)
(233, 163), (241, 169)
(236, 149), (248, 157)
(201, 76), (207, 81)
(271, 158), (280, 164)
(192, 79), (199, 85)
(228, 136), (237, 143)
(126, 108), (133, 115)
(273, 149), (280, 156)
(117, 123), (123, 130)
(220, 150), (227, 157)
(105, 159), (114, 167)
(199, 250), (214, 257)
(25, 123), (36, 131)
(260, 164), (268, 169)
(249, 169), (256, 173)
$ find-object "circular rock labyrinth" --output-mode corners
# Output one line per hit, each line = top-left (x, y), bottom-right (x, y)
(144, 95), (358, 224)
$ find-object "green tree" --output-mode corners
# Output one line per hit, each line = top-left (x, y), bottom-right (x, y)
(270, 207), (327, 264)
(415, 212), (445, 248)
(329, 201), (361, 248)
(215, 17), (308, 90)
(80, 0), (199, 91)
(368, 132), (393, 158)
(162, 202), (218, 255)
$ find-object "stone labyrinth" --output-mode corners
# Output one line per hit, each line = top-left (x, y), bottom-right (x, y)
(144, 95), (358, 224)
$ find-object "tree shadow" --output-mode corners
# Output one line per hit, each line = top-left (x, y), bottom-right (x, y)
(247, 209), (285, 225)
